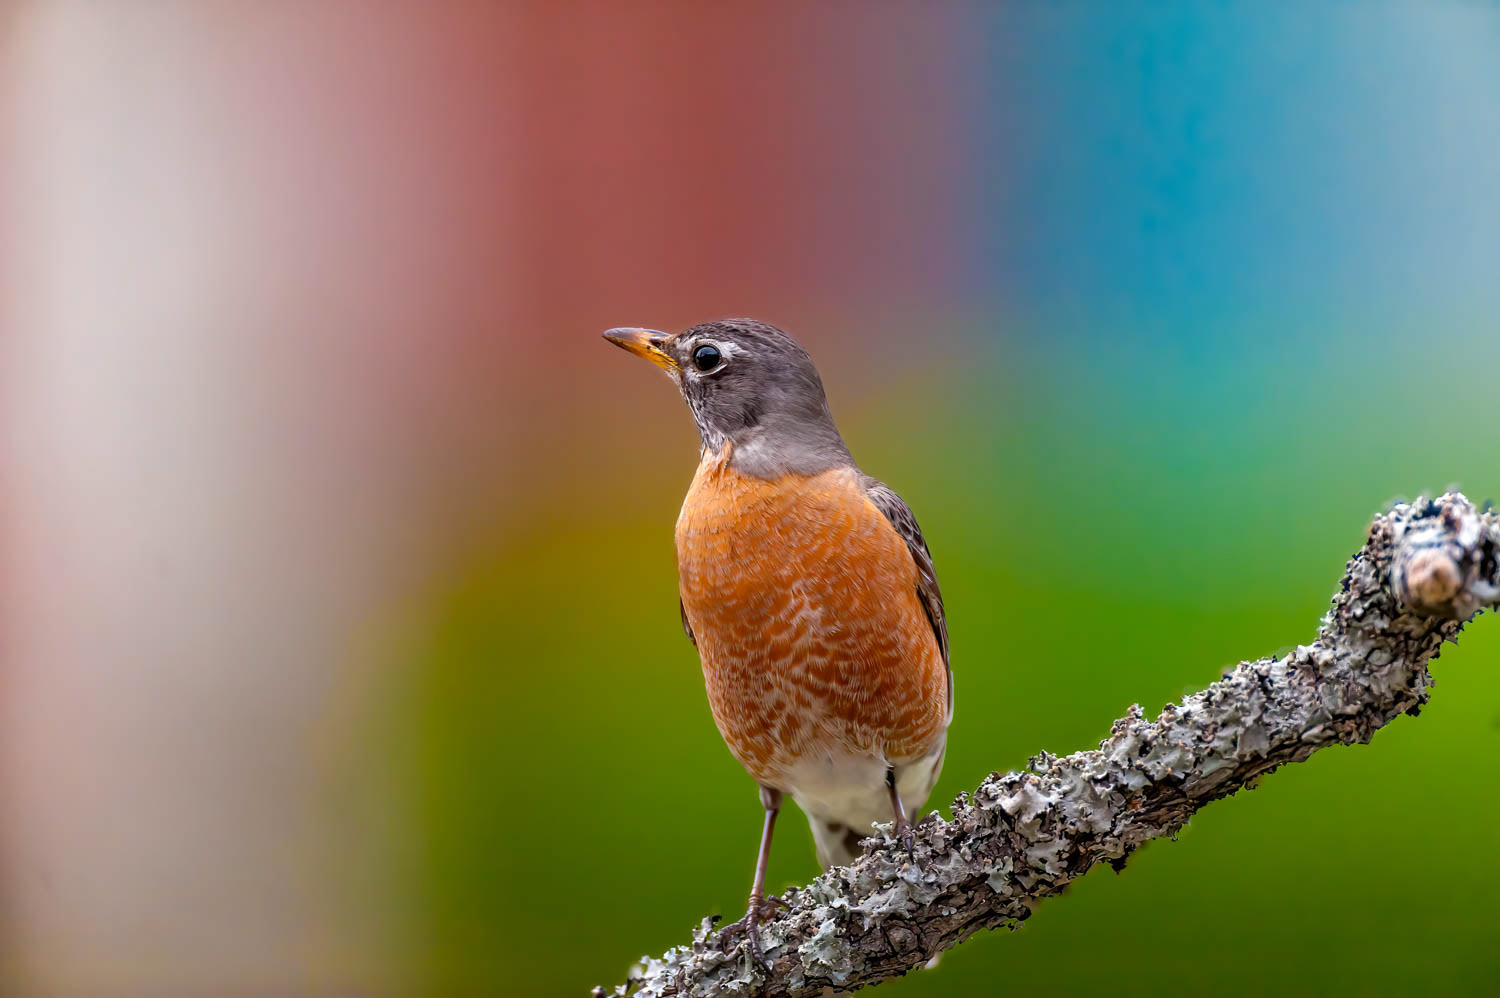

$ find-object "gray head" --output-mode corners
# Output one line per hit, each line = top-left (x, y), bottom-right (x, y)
(603, 318), (852, 478)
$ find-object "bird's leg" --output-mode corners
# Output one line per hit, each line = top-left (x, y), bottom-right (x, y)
(886, 768), (915, 858)
(718, 786), (783, 969)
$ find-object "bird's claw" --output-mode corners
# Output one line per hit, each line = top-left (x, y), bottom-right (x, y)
(893, 817), (916, 860)
(717, 894), (787, 971)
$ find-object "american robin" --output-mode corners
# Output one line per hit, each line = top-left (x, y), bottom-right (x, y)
(604, 319), (950, 962)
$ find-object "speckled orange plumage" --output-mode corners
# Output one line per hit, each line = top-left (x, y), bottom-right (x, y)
(676, 443), (948, 791)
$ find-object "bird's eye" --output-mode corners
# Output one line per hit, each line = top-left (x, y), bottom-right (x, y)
(692, 344), (722, 371)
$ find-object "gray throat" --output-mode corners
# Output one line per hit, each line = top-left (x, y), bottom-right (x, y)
(709, 411), (853, 479)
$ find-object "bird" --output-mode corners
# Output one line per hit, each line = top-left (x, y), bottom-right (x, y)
(603, 319), (950, 963)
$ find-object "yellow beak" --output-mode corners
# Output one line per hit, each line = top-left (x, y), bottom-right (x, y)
(603, 327), (678, 373)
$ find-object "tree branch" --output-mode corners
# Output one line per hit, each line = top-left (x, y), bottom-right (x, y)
(600, 492), (1500, 998)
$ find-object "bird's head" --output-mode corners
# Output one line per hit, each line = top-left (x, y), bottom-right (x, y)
(604, 318), (851, 477)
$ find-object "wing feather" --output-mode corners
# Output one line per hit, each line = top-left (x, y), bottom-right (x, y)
(864, 476), (951, 721)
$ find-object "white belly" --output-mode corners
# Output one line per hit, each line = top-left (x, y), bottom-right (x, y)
(785, 736), (947, 867)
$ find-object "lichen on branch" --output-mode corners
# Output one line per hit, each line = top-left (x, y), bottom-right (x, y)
(601, 492), (1499, 998)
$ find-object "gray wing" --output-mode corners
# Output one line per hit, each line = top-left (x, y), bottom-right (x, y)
(864, 476), (952, 721)
(679, 598), (696, 647)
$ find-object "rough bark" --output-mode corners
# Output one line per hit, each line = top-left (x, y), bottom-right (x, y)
(599, 492), (1500, 998)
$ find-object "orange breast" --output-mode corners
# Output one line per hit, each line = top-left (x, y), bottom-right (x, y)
(675, 446), (948, 787)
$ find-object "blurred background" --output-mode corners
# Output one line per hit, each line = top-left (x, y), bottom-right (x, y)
(4, 2), (1499, 995)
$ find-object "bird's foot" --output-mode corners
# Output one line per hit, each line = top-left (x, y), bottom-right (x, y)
(893, 815), (916, 861)
(717, 894), (789, 970)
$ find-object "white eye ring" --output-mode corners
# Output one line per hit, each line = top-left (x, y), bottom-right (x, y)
(688, 340), (740, 375)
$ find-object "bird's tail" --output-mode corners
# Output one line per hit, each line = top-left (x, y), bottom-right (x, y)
(809, 818), (867, 870)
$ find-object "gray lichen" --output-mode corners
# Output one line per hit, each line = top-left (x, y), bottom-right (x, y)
(601, 493), (1499, 998)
